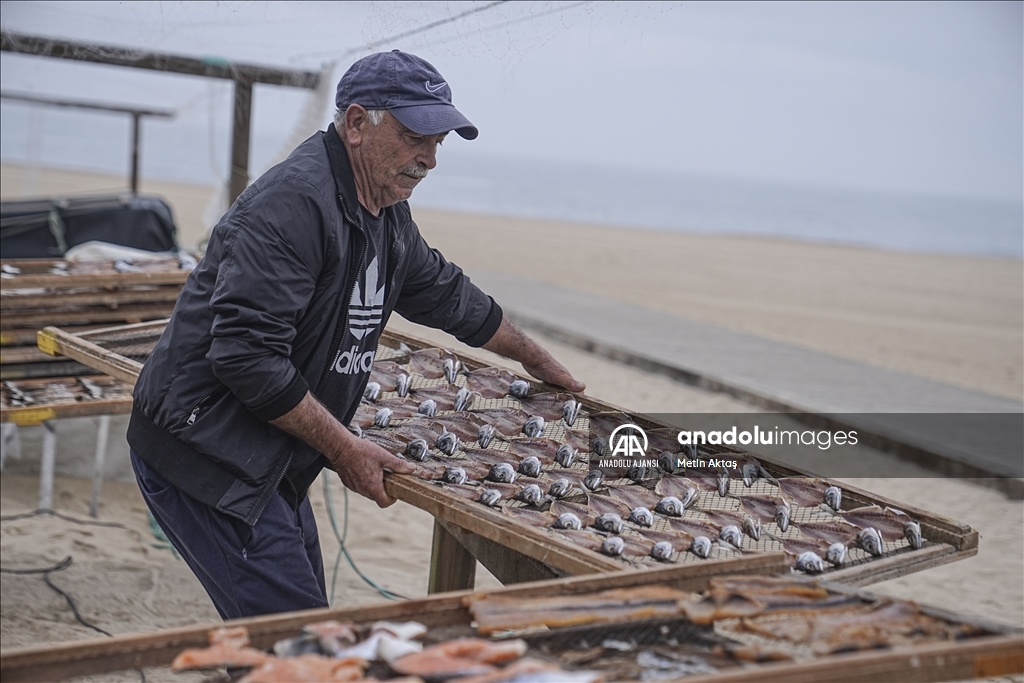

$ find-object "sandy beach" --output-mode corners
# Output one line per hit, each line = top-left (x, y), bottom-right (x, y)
(1, 164), (1022, 681)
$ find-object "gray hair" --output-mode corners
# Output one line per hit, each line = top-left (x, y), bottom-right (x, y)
(334, 108), (386, 129)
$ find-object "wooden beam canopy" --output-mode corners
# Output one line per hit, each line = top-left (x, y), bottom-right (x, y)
(1, 31), (322, 204)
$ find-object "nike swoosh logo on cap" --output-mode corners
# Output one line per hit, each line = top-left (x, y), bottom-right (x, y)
(425, 80), (447, 93)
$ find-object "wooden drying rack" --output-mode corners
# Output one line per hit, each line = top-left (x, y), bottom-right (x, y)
(34, 322), (980, 592)
(1, 561), (1021, 683)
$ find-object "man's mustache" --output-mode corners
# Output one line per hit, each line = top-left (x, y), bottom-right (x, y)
(401, 165), (429, 179)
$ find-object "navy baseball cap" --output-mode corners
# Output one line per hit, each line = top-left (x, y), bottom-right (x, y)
(336, 50), (478, 140)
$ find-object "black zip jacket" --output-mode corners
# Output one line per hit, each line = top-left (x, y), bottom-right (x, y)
(127, 124), (502, 525)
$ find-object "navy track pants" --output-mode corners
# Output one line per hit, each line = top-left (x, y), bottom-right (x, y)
(131, 450), (328, 619)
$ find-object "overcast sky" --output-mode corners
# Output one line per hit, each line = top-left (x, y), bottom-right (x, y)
(1, 1), (1021, 202)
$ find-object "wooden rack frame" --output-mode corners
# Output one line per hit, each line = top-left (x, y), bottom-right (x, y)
(35, 323), (980, 591)
(1, 562), (1020, 683)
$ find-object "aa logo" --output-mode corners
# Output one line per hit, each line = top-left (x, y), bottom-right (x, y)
(609, 424), (648, 458)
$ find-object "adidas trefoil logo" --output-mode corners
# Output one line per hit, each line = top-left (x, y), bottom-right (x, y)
(348, 256), (385, 340)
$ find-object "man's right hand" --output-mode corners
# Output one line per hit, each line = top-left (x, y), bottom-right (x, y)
(269, 392), (416, 508)
(329, 436), (416, 507)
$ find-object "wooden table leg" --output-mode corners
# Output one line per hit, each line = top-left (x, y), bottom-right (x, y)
(427, 518), (476, 594)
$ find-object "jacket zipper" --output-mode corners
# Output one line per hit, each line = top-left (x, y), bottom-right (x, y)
(186, 385), (230, 425)
(250, 449), (293, 526)
(315, 194), (368, 395)
(382, 233), (405, 315)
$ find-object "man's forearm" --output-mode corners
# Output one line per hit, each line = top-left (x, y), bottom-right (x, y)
(483, 317), (585, 392)
(268, 392), (354, 467)
(269, 391), (415, 507)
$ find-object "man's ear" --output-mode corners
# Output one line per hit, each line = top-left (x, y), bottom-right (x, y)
(343, 104), (367, 146)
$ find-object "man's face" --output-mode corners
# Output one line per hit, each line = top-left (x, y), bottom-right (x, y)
(347, 108), (447, 211)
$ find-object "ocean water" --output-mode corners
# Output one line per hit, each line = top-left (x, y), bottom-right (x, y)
(2, 103), (1021, 259)
(415, 153), (1024, 259)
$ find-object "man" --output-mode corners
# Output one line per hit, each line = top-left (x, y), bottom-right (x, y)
(127, 50), (584, 619)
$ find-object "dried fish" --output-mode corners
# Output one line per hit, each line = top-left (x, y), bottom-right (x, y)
(507, 438), (562, 464)
(469, 407), (533, 436)
(716, 469), (731, 497)
(841, 505), (917, 543)
(363, 382), (381, 402)
(548, 479), (573, 499)
(518, 456), (542, 478)
(776, 499), (792, 532)
(904, 521), (923, 550)
(523, 415), (546, 438)
(418, 399), (437, 417)
(856, 527), (884, 556)
(743, 515), (762, 542)
(655, 476), (701, 508)
(594, 513), (624, 534)
(405, 439), (430, 462)
(487, 463), (517, 484)
(654, 496), (685, 517)
(651, 540), (675, 561)
(825, 542), (847, 567)
(464, 367), (518, 398)
(606, 485), (661, 511)
(792, 520), (859, 546)
(778, 478), (840, 509)
(735, 495), (790, 531)
(374, 407), (393, 428)
(628, 507), (654, 527)
(503, 507), (557, 528)
(516, 393), (581, 426)
(628, 463), (655, 484)
(824, 485), (842, 512)
(480, 489), (503, 507)
(77, 377), (104, 400)
(443, 358), (460, 384)
(477, 424), (496, 449)
(555, 443), (576, 468)
(740, 457), (764, 487)
(370, 361), (406, 392)
(409, 348), (459, 381)
(434, 412), (490, 441)
(408, 385), (470, 412)
(437, 430), (460, 456)
(692, 536), (713, 558)
(396, 372), (411, 398)
(795, 551), (825, 574)
(391, 638), (526, 679)
(509, 380), (531, 398)
(658, 452), (682, 474)
(4, 382), (34, 406)
(516, 484), (544, 506)
(587, 493), (631, 518)
(600, 536), (625, 557)
(583, 469), (604, 491)
(668, 517), (722, 539)
(719, 524), (743, 549)
(554, 512), (583, 530)
(443, 467), (468, 485)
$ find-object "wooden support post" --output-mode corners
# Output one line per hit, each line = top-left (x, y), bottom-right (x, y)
(129, 112), (141, 195)
(229, 78), (252, 205)
(437, 519), (564, 585)
(428, 519), (475, 594)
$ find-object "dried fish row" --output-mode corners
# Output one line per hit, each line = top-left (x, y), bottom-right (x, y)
(359, 347), (926, 573)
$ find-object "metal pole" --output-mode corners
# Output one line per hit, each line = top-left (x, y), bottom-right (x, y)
(229, 78), (252, 205)
(90, 415), (110, 517)
(39, 421), (56, 512)
(130, 112), (141, 194)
